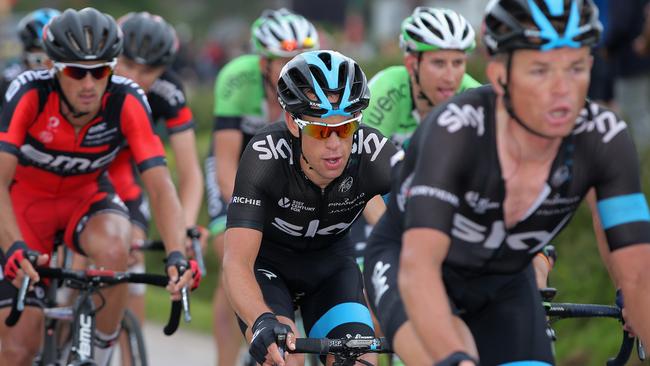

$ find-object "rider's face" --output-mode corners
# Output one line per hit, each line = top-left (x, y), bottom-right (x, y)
(261, 56), (293, 90)
(407, 50), (467, 106)
(57, 61), (113, 117)
(494, 47), (592, 138)
(114, 56), (165, 92)
(286, 94), (357, 187)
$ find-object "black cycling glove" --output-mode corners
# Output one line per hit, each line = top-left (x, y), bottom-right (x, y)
(249, 312), (293, 364)
(435, 351), (479, 366)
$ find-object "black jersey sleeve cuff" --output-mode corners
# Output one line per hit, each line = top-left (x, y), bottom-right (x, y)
(0, 141), (19, 156)
(225, 219), (264, 232)
(137, 156), (167, 173)
(167, 120), (196, 135)
(212, 116), (243, 132)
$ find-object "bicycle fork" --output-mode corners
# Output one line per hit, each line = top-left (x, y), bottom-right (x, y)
(68, 292), (97, 365)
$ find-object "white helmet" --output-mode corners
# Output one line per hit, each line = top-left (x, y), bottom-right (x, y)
(251, 8), (319, 58)
(400, 7), (476, 53)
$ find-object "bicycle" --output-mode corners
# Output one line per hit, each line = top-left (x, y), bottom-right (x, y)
(5, 263), (191, 366)
(542, 287), (646, 366)
(274, 327), (392, 366)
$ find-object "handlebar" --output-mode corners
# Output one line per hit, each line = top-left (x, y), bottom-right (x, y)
(5, 267), (189, 336)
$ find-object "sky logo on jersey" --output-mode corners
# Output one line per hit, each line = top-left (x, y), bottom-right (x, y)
(252, 135), (293, 163)
(232, 196), (261, 206)
(451, 212), (572, 253)
(573, 103), (626, 143)
(437, 103), (485, 136)
(350, 129), (387, 162)
(271, 211), (362, 237)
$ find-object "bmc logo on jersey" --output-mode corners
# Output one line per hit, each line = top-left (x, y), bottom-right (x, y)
(5, 69), (52, 102)
(351, 130), (388, 162)
(20, 144), (120, 175)
(150, 78), (185, 107)
(437, 103), (485, 136)
(451, 213), (571, 253)
(271, 210), (362, 237)
(253, 135), (293, 163)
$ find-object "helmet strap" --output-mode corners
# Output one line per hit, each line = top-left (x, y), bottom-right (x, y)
(412, 52), (435, 108)
(55, 79), (90, 119)
(501, 52), (555, 140)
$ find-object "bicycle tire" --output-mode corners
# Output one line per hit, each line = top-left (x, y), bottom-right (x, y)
(117, 310), (148, 366)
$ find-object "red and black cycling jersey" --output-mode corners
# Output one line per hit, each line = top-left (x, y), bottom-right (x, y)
(0, 69), (166, 194)
(370, 85), (650, 274)
(148, 69), (195, 135)
(107, 69), (194, 201)
(227, 122), (397, 252)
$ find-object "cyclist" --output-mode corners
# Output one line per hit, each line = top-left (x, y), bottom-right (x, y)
(363, 0), (650, 364)
(222, 50), (397, 366)
(364, 6), (480, 148)
(0, 8), (199, 365)
(205, 8), (319, 364)
(111, 11), (204, 326)
(0, 8), (61, 101)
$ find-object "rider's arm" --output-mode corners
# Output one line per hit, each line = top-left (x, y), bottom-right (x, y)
(140, 166), (186, 255)
(120, 91), (185, 255)
(363, 194), (386, 226)
(589, 108), (650, 345)
(400, 228), (472, 359)
(0, 152), (22, 251)
(0, 85), (40, 251)
(169, 129), (203, 226)
(222, 227), (271, 326)
(585, 188), (616, 279)
(213, 125), (243, 202)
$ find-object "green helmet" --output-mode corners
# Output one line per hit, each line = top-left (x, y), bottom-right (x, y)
(251, 8), (319, 58)
(400, 7), (476, 53)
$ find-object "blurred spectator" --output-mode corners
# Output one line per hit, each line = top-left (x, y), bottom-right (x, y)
(588, 0), (615, 109)
(604, 0), (650, 153)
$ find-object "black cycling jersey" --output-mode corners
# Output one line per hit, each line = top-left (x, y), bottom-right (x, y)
(374, 85), (650, 275)
(147, 69), (195, 135)
(226, 121), (397, 252)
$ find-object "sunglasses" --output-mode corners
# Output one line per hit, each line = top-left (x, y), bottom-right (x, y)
(25, 52), (50, 70)
(54, 60), (116, 80)
(293, 114), (362, 140)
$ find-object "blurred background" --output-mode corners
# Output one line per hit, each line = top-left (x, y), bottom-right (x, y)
(2, 0), (650, 365)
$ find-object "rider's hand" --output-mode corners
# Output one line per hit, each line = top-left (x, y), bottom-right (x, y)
(164, 251), (196, 300)
(616, 288), (637, 337)
(249, 312), (294, 366)
(184, 226), (208, 259)
(3, 241), (49, 289)
(435, 351), (479, 366)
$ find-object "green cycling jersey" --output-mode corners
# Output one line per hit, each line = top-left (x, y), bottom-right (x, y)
(363, 65), (481, 147)
(213, 54), (269, 134)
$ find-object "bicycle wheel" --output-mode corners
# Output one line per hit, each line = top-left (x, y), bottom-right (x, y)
(115, 309), (148, 366)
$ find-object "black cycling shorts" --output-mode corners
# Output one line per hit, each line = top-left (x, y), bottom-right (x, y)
(124, 194), (150, 234)
(364, 238), (554, 365)
(237, 238), (375, 343)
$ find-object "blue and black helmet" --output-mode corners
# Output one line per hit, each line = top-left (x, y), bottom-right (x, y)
(483, 0), (602, 55)
(17, 8), (61, 51)
(277, 50), (370, 118)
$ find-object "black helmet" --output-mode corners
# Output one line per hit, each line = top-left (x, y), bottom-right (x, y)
(17, 8), (61, 51)
(277, 50), (369, 118)
(118, 12), (179, 66)
(483, 0), (602, 55)
(43, 7), (122, 62)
